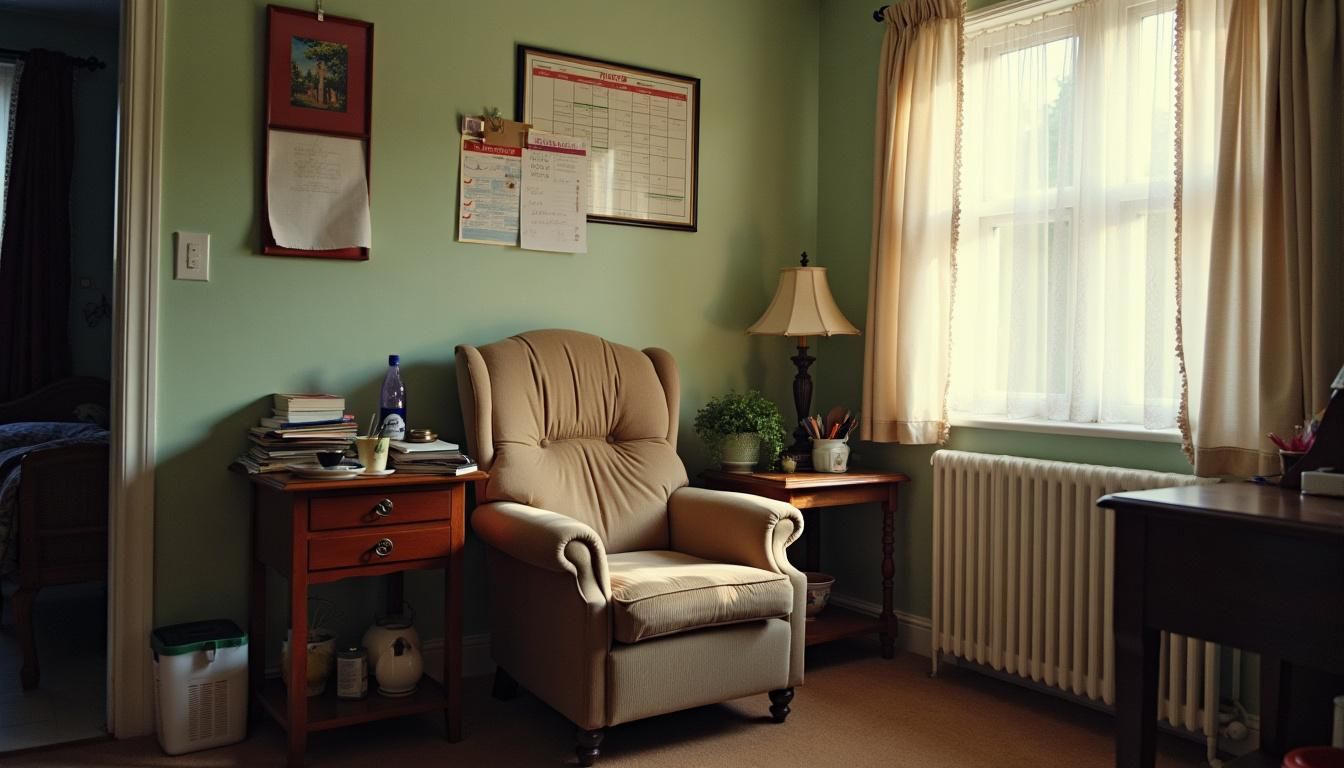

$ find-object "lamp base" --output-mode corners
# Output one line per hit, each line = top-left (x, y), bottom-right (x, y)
(789, 338), (815, 469)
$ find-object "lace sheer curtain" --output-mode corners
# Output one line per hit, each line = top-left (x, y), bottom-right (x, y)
(950, 0), (1181, 429)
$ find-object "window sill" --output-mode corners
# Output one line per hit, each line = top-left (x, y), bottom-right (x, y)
(949, 414), (1184, 444)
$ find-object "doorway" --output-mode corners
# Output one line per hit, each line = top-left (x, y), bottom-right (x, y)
(0, 0), (121, 752)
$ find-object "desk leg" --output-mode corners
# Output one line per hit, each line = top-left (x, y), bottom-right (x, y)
(444, 493), (465, 743)
(249, 493), (266, 722)
(287, 505), (309, 768)
(879, 486), (896, 659)
(1114, 516), (1158, 768)
(1260, 654), (1288, 756)
(248, 557), (267, 723)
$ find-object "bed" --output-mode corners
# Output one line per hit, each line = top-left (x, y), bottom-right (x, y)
(0, 376), (110, 690)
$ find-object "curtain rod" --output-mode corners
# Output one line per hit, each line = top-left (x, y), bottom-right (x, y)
(0, 48), (106, 70)
(873, 5), (888, 21)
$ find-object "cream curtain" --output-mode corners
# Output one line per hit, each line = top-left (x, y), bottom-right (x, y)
(1185, 0), (1344, 477)
(861, 0), (963, 444)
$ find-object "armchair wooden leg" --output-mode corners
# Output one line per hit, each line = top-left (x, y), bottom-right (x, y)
(768, 687), (794, 723)
(575, 728), (604, 766)
(492, 666), (519, 701)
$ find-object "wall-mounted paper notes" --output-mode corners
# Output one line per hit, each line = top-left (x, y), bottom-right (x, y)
(458, 140), (522, 246)
(267, 129), (372, 250)
(520, 132), (587, 254)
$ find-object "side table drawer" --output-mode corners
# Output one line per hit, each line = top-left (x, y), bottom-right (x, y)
(310, 490), (452, 531)
(309, 524), (453, 571)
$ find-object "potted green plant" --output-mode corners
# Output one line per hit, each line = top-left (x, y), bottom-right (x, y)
(693, 390), (787, 472)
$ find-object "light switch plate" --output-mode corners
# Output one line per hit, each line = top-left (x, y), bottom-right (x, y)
(174, 231), (210, 281)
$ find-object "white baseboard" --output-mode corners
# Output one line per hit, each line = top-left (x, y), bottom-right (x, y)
(421, 633), (493, 682)
(828, 593), (932, 658)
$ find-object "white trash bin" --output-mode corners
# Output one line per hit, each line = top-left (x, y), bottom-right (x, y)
(152, 619), (248, 755)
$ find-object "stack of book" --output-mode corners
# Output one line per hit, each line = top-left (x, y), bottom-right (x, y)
(387, 438), (478, 476)
(234, 393), (357, 474)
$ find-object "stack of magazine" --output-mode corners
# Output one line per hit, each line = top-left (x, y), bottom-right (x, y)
(387, 438), (478, 475)
(233, 393), (357, 474)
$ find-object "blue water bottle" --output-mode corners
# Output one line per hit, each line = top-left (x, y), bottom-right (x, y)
(379, 355), (407, 440)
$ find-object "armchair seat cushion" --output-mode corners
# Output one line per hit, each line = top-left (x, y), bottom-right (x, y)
(608, 550), (793, 643)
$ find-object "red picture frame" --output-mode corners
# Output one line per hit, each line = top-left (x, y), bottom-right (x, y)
(262, 5), (374, 260)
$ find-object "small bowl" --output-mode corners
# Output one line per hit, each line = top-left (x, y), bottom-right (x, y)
(315, 451), (346, 468)
(804, 572), (835, 619)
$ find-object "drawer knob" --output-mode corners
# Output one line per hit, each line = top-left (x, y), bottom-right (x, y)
(373, 538), (394, 558)
(373, 499), (394, 517)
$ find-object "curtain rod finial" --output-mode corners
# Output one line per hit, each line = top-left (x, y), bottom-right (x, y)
(873, 5), (888, 22)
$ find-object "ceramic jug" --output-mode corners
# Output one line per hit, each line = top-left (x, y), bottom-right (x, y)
(374, 636), (422, 697)
(362, 609), (420, 671)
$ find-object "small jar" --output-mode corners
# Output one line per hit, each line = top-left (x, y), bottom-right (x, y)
(335, 646), (368, 700)
(811, 438), (850, 473)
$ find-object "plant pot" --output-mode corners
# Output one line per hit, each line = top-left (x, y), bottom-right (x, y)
(281, 630), (336, 697)
(720, 432), (761, 473)
(804, 572), (835, 619)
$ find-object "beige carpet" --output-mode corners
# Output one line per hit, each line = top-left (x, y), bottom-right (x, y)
(6, 640), (1205, 767)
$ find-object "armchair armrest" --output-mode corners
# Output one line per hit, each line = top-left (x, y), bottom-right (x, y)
(472, 501), (611, 602)
(667, 487), (803, 573)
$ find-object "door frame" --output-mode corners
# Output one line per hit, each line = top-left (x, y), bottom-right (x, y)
(107, 0), (163, 738)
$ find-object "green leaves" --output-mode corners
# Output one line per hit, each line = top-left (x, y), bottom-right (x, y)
(693, 390), (787, 469)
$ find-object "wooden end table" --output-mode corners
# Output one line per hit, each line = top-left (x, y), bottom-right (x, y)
(247, 471), (485, 767)
(699, 469), (909, 658)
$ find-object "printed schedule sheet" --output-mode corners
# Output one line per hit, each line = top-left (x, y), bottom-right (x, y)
(521, 51), (697, 228)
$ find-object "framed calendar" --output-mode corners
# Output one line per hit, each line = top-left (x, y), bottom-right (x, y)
(517, 46), (700, 231)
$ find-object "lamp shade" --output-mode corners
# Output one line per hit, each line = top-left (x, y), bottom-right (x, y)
(747, 266), (860, 337)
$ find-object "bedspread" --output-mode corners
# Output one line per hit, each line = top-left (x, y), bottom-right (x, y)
(0, 422), (109, 574)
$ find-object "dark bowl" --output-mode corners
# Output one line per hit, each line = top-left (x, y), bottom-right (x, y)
(315, 451), (346, 468)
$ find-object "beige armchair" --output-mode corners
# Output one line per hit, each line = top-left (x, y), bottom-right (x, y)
(456, 330), (805, 765)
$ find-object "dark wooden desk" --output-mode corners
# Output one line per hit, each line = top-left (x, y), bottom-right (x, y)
(700, 469), (910, 657)
(1100, 484), (1344, 768)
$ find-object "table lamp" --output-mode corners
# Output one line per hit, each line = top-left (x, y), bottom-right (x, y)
(747, 252), (860, 461)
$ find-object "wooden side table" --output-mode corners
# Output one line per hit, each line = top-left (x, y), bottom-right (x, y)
(248, 471), (485, 767)
(699, 469), (909, 658)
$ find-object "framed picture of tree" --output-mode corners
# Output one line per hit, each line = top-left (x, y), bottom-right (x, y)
(262, 5), (373, 260)
(265, 5), (372, 136)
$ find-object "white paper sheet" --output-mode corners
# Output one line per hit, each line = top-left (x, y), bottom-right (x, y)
(520, 132), (587, 254)
(458, 140), (522, 246)
(267, 129), (372, 250)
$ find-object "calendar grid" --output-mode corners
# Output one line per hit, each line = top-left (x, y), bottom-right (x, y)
(520, 48), (698, 230)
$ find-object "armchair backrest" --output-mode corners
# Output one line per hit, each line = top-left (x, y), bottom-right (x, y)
(455, 330), (689, 552)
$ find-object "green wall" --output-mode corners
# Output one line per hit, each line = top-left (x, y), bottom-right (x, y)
(156, 0), (819, 640)
(157, 0), (1201, 657)
(813, 0), (1192, 620)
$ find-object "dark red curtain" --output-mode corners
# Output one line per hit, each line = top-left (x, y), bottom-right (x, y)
(0, 50), (74, 400)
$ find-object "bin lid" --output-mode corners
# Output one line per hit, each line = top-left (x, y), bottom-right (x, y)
(152, 619), (247, 656)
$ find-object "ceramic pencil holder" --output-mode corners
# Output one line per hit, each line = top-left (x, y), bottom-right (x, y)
(811, 438), (850, 473)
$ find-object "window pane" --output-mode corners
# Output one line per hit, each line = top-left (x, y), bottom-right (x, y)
(954, 0), (1180, 429)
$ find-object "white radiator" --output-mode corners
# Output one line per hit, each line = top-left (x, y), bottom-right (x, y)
(931, 450), (1221, 759)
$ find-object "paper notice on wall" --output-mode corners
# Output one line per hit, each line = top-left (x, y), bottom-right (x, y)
(267, 129), (372, 250)
(458, 139), (522, 246)
(520, 132), (587, 254)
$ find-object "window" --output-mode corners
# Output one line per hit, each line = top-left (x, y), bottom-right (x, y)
(949, 0), (1181, 430)
(0, 60), (15, 243)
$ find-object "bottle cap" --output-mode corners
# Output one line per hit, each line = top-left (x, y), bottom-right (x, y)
(388, 354), (400, 365)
